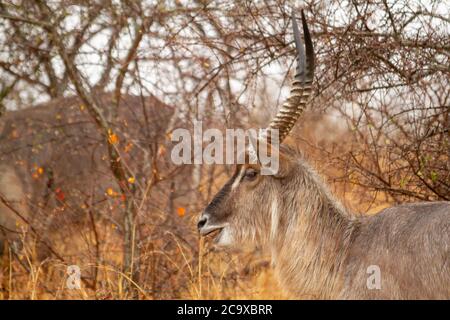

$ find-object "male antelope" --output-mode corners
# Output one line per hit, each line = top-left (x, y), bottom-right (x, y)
(197, 11), (450, 299)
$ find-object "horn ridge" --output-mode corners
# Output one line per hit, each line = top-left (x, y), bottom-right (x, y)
(268, 9), (315, 143)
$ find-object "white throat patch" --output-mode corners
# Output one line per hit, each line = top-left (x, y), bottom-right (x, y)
(270, 196), (279, 241)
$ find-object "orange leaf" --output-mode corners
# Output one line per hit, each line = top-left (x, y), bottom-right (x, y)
(108, 134), (118, 145)
(106, 187), (115, 196)
(124, 142), (133, 153)
(55, 187), (65, 201)
(177, 207), (186, 217)
(108, 129), (119, 145)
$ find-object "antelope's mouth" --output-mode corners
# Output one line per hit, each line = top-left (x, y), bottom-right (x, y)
(200, 226), (224, 239)
(207, 228), (227, 245)
(197, 214), (228, 243)
(199, 222), (234, 246)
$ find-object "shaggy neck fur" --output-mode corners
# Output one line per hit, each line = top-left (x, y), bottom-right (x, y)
(271, 160), (355, 299)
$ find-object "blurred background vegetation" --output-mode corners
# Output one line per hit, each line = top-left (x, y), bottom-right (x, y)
(0, 0), (448, 299)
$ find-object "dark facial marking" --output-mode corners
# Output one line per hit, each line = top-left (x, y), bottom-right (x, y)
(205, 166), (241, 212)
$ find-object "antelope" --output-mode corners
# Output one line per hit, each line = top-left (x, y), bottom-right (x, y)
(197, 11), (450, 299)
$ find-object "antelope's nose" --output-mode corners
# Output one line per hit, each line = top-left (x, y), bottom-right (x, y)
(197, 215), (208, 231)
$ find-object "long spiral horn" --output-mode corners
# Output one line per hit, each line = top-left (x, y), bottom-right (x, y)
(268, 10), (315, 143)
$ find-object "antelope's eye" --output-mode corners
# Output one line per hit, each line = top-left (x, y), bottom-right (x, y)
(244, 168), (258, 181)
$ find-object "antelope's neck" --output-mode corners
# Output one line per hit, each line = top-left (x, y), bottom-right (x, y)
(271, 165), (354, 299)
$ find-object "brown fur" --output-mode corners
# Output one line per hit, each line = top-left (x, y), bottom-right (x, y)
(199, 147), (450, 299)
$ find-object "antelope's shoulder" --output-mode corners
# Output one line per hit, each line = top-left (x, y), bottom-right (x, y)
(376, 201), (450, 216)
(342, 202), (450, 299)
(351, 201), (450, 248)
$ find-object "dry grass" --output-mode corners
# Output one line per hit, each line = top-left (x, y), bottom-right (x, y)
(0, 230), (284, 299)
(0, 177), (390, 300)
(0, 113), (394, 300)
